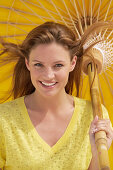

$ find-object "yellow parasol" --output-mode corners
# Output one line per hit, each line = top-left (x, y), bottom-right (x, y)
(0, 0), (113, 169)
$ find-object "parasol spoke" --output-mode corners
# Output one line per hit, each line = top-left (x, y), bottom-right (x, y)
(90, 0), (92, 25)
(9, 5), (46, 24)
(16, 0), (73, 21)
(93, 0), (107, 19)
(0, 5), (49, 26)
(101, 0), (113, 37)
(59, 0), (77, 17)
(96, 0), (103, 22)
(5, 23), (28, 33)
(0, 5), (38, 15)
(6, 0), (15, 38)
(104, 0), (112, 21)
(48, 0), (69, 27)
(104, 72), (113, 95)
(73, 0), (83, 36)
(61, 0), (78, 31)
(82, 0), (87, 30)
(33, 0), (72, 22)
(106, 25), (113, 39)
(96, 0), (113, 21)
(47, 0), (75, 17)
(92, 0), (98, 15)
(19, 0), (45, 22)
(74, 0), (83, 16)
(106, 67), (113, 74)
(0, 21), (37, 26)
(33, 0), (57, 22)
(52, 0), (76, 17)
(104, 70), (113, 80)
(0, 34), (26, 38)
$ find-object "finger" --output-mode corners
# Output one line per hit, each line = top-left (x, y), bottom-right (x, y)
(91, 115), (99, 125)
(97, 119), (110, 124)
(90, 117), (111, 134)
(91, 122), (110, 133)
(93, 126), (112, 136)
(96, 121), (110, 128)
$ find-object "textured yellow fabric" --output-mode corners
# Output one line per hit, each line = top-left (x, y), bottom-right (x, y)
(0, 96), (111, 170)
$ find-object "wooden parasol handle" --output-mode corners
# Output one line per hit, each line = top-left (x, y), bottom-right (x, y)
(88, 63), (110, 170)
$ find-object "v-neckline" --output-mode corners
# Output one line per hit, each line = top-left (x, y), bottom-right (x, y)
(19, 96), (79, 153)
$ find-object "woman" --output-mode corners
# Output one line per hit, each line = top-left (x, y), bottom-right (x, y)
(0, 21), (113, 170)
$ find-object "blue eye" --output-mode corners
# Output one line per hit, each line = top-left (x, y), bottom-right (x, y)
(34, 63), (43, 67)
(55, 64), (63, 67)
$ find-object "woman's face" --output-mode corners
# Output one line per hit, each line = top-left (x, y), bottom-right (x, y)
(25, 42), (77, 97)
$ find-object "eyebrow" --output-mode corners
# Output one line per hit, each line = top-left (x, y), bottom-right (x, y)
(32, 60), (65, 63)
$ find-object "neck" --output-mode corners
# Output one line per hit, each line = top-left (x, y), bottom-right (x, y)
(27, 90), (73, 114)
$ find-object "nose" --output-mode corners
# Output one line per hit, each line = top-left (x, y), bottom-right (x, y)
(44, 67), (55, 80)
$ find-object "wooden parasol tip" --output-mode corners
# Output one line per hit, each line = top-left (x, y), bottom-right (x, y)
(82, 47), (103, 75)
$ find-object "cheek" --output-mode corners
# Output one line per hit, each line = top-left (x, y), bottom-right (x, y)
(29, 68), (40, 82)
(57, 69), (70, 82)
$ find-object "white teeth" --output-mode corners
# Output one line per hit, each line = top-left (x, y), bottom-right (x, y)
(41, 82), (56, 86)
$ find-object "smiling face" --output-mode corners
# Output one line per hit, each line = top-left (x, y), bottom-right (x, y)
(25, 42), (77, 98)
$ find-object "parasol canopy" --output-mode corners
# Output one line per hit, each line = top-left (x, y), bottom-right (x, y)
(0, 0), (113, 168)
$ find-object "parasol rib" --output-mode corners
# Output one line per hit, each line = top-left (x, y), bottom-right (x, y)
(104, 0), (113, 21)
(105, 69), (113, 80)
(101, 0), (113, 37)
(48, 0), (69, 27)
(19, 0), (45, 22)
(0, 21), (37, 26)
(6, 0), (15, 39)
(92, 0), (97, 15)
(62, 0), (82, 37)
(90, 0), (93, 25)
(96, 0), (102, 22)
(0, 34), (26, 38)
(104, 72), (113, 96)
(0, 5), (39, 15)
(35, 0), (57, 22)
(75, 0), (83, 16)
(47, 0), (75, 17)
(82, 0), (87, 30)
(73, 0), (84, 35)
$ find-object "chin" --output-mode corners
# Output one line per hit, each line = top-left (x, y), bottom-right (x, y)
(35, 88), (63, 98)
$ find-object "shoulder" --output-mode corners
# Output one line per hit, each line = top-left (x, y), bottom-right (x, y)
(0, 96), (24, 120)
(73, 96), (93, 123)
(73, 96), (110, 121)
(74, 96), (92, 110)
(0, 96), (24, 110)
(73, 96), (108, 115)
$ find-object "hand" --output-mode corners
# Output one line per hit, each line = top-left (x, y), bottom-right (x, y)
(89, 115), (113, 152)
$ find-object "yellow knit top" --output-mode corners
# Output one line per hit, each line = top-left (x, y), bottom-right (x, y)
(0, 96), (110, 170)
